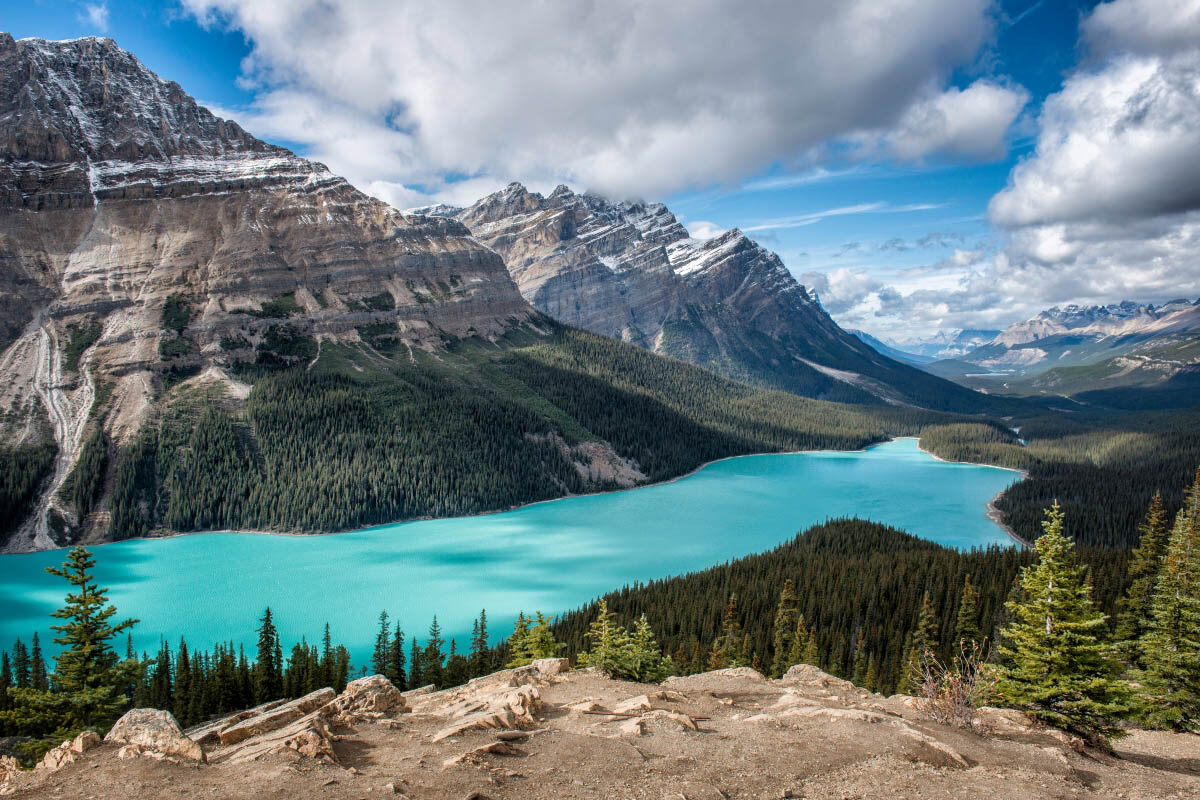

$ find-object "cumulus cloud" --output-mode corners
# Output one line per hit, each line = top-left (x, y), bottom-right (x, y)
(1083, 0), (1200, 57)
(182, 0), (1000, 203)
(977, 0), (1200, 326)
(863, 80), (1029, 162)
(988, 53), (1200, 227)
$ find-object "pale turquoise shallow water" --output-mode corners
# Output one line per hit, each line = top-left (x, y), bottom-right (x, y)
(0, 438), (1018, 663)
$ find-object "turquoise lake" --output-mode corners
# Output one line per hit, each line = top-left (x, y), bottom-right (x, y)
(0, 438), (1019, 663)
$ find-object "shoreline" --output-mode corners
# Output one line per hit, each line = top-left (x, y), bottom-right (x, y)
(7, 435), (1028, 554)
(909, 436), (1031, 548)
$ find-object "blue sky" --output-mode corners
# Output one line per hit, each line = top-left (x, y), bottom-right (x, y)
(7, 0), (1199, 341)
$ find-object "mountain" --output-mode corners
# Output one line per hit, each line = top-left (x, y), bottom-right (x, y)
(962, 299), (1200, 375)
(0, 35), (945, 553)
(889, 329), (1001, 360)
(849, 330), (934, 364)
(455, 183), (1000, 411)
(0, 34), (537, 550)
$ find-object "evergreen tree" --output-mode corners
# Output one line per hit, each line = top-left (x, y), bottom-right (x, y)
(1115, 493), (1170, 670)
(46, 546), (140, 729)
(997, 503), (1130, 744)
(148, 640), (173, 710)
(770, 580), (799, 677)
(372, 611), (391, 676)
(851, 629), (869, 687)
(577, 600), (634, 675)
(386, 623), (407, 689)
(444, 640), (469, 687)
(320, 624), (333, 688)
(1139, 477), (1200, 731)
(711, 595), (747, 669)
(628, 615), (673, 682)
(505, 613), (533, 668)
(423, 617), (445, 689)
(899, 592), (938, 694)
(174, 640), (191, 722)
(253, 608), (283, 702)
(801, 629), (820, 667)
(785, 615), (808, 669)
(11, 640), (29, 689)
(408, 638), (423, 688)
(864, 654), (879, 693)
(0, 653), (11, 713)
(955, 574), (981, 647)
(469, 610), (490, 677)
(29, 634), (47, 691)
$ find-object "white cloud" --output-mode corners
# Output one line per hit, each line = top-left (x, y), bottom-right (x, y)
(871, 80), (1029, 162)
(988, 53), (1200, 227)
(80, 2), (109, 32)
(685, 221), (726, 240)
(1084, 0), (1200, 58)
(183, 0), (998, 203)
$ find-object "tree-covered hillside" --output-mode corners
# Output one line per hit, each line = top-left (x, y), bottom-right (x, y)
(101, 326), (958, 540)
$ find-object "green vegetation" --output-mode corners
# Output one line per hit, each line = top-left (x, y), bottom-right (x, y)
(920, 408), (1200, 548)
(61, 319), (102, 373)
(0, 442), (56, 543)
(995, 504), (1130, 744)
(574, 600), (672, 681)
(358, 292), (395, 311)
(248, 293), (301, 319)
(108, 327), (958, 537)
(160, 294), (192, 334)
(57, 426), (108, 519)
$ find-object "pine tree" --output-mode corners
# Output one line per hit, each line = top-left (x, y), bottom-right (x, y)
(174, 640), (191, 722)
(11, 640), (29, 689)
(997, 503), (1130, 744)
(899, 592), (938, 694)
(469, 610), (490, 677)
(408, 638), (424, 689)
(1115, 493), (1170, 670)
(0, 653), (12, 713)
(628, 615), (673, 682)
(955, 574), (981, 647)
(851, 628), (869, 688)
(444, 640), (469, 687)
(864, 654), (879, 693)
(770, 580), (799, 677)
(371, 611), (391, 676)
(386, 623), (407, 689)
(423, 617), (445, 689)
(505, 613), (533, 668)
(29, 634), (48, 691)
(46, 546), (140, 729)
(711, 595), (747, 668)
(786, 615), (808, 668)
(526, 612), (563, 661)
(801, 629), (820, 667)
(577, 599), (634, 675)
(1139, 477), (1200, 731)
(253, 608), (283, 702)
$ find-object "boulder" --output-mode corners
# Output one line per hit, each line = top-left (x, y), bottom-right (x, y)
(0, 755), (19, 786)
(325, 675), (408, 721)
(106, 709), (206, 763)
(531, 658), (569, 676)
(218, 687), (335, 745)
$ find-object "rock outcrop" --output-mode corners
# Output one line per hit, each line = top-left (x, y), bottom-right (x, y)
(105, 708), (205, 762)
(2, 665), (1198, 799)
(456, 183), (995, 411)
(0, 34), (534, 551)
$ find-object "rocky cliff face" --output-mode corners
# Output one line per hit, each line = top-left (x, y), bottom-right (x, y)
(457, 183), (996, 410)
(0, 34), (533, 550)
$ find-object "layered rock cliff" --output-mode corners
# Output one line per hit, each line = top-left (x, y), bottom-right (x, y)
(0, 35), (533, 549)
(456, 183), (999, 411)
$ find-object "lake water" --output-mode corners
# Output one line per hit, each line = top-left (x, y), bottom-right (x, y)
(0, 438), (1019, 664)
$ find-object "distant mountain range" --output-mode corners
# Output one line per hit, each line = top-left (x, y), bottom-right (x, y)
(852, 298), (1200, 407)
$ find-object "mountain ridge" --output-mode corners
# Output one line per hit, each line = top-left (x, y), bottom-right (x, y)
(455, 182), (1005, 412)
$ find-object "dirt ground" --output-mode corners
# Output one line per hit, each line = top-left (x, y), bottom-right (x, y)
(5, 665), (1200, 800)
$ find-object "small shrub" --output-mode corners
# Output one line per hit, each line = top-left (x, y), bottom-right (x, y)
(919, 639), (998, 730)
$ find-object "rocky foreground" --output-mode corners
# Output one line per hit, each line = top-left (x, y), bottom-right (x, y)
(2, 661), (1198, 799)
